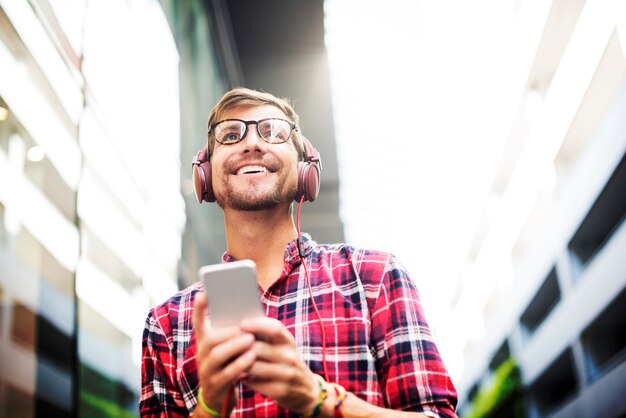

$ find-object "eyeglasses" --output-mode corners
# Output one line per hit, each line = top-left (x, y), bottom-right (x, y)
(209, 118), (297, 145)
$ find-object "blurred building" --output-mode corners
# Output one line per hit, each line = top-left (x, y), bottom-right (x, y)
(0, 0), (340, 417)
(438, 1), (626, 417)
(0, 1), (184, 416)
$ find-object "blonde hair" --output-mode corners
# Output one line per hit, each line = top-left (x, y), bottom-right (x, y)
(206, 87), (304, 159)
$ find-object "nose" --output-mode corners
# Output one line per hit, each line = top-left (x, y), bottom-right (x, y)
(241, 123), (266, 152)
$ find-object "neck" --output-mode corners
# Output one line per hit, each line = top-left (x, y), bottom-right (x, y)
(223, 205), (298, 290)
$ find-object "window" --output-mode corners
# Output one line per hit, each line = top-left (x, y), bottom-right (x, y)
(569, 151), (626, 275)
(467, 382), (479, 403)
(520, 267), (560, 339)
(529, 348), (579, 416)
(581, 286), (626, 383)
(37, 312), (74, 371)
(489, 340), (511, 372)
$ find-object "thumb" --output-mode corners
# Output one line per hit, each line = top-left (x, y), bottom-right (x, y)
(193, 291), (209, 339)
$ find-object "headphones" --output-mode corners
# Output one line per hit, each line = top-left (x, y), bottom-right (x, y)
(191, 135), (322, 204)
(193, 132), (331, 393)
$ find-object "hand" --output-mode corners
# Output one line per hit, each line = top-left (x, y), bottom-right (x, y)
(192, 293), (257, 414)
(239, 316), (321, 414)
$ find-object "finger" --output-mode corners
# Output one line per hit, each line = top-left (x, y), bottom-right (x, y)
(250, 340), (300, 365)
(204, 349), (257, 388)
(199, 350), (256, 410)
(193, 292), (208, 339)
(198, 335), (256, 387)
(245, 355), (309, 383)
(219, 349), (257, 383)
(196, 326), (252, 364)
(245, 360), (285, 382)
(194, 292), (246, 357)
(206, 326), (246, 346)
(208, 333), (255, 370)
(240, 317), (295, 345)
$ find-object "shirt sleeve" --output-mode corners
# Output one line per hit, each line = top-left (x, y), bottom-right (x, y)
(140, 309), (190, 418)
(369, 255), (458, 418)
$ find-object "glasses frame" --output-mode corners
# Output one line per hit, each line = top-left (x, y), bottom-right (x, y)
(208, 118), (298, 145)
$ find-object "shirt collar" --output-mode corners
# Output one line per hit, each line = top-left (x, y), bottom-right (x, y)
(221, 233), (315, 268)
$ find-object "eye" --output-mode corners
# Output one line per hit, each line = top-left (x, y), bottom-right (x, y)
(272, 130), (288, 142)
(260, 121), (289, 142)
(224, 132), (240, 142)
(218, 127), (242, 143)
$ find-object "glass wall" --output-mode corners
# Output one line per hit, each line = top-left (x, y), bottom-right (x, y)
(0, 1), (186, 416)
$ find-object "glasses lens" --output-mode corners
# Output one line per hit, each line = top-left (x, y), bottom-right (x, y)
(214, 120), (245, 144)
(258, 119), (291, 143)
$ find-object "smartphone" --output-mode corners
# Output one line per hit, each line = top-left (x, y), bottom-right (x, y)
(199, 259), (265, 327)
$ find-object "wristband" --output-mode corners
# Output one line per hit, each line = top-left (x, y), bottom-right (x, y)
(302, 375), (328, 418)
(331, 383), (347, 418)
(197, 387), (222, 417)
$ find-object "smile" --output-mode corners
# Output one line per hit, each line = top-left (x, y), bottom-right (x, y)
(236, 165), (270, 175)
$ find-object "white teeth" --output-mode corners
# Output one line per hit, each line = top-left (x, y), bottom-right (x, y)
(237, 165), (268, 175)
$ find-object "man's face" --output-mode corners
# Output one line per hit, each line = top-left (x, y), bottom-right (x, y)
(210, 104), (299, 211)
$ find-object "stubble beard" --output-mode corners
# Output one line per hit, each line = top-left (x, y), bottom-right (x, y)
(215, 175), (298, 211)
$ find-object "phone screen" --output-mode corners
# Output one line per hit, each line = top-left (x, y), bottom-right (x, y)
(199, 260), (265, 327)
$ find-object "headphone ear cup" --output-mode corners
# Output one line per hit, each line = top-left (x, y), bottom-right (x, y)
(192, 160), (216, 203)
(297, 160), (321, 202)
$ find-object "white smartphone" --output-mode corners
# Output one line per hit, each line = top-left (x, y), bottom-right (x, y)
(199, 259), (265, 327)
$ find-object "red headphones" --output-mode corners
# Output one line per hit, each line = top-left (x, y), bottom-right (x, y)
(191, 135), (322, 204)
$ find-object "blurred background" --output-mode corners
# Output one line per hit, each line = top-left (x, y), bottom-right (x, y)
(0, 0), (625, 417)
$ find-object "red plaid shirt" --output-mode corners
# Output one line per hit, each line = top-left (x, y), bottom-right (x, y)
(140, 234), (458, 417)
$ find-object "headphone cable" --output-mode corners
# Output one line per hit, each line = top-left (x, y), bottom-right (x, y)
(296, 196), (330, 382)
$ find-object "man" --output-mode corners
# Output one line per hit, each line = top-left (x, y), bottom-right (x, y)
(140, 87), (458, 417)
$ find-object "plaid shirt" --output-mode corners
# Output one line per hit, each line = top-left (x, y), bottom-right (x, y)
(140, 234), (458, 417)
